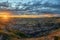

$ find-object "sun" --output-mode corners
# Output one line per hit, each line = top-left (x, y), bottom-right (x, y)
(2, 15), (9, 19)
(0, 11), (11, 22)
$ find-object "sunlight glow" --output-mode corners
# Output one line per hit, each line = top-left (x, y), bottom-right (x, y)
(0, 11), (11, 22)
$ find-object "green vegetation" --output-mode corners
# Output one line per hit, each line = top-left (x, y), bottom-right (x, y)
(0, 29), (28, 40)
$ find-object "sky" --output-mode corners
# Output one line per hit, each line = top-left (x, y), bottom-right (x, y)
(0, 0), (32, 3)
(0, 0), (60, 14)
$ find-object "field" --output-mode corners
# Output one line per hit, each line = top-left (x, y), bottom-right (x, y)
(0, 17), (60, 40)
